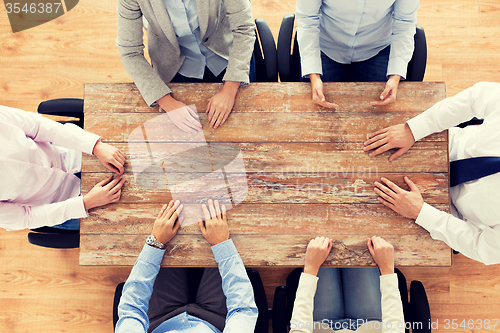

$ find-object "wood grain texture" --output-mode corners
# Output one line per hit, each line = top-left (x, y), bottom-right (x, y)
(81, 203), (449, 235)
(81, 172), (449, 204)
(79, 234), (451, 267)
(83, 82), (446, 114)
(83, 111), (446, 143)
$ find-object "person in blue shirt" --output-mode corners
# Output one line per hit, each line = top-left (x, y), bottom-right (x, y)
(115, 199), (258, 332)
(296, 0), (419, 108)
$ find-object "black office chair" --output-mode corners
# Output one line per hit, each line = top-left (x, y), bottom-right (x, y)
(254, 18), (278, 82)
(27, 98), (84, 249)
(113, 268), (269, 333)
(272, 268), (431, 333)
(276, 14), (428, 82)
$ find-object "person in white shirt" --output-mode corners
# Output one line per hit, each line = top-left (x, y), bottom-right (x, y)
(290, 236), (404, 333)
(363, 82), (500, 265)
(0, 105), (126, 231)
(296, 0), (419, 109)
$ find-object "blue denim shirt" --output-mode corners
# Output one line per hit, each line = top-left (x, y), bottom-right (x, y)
(163, 0), (228, 79)
(115, 239), (258, 333)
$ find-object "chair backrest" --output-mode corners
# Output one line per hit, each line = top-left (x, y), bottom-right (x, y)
(254, 18), (278, 82)
(37, 98), (84, 128)
(406, 25), (427, 81)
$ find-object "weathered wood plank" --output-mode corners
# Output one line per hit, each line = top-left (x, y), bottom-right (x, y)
(84, 82), (446, 114)
(80, 202), (449, 236)
(79, 234), (451, 267)
(83, 111), (446, 143)
(81, 172), (449, 204)
(81, 141), (449, 173)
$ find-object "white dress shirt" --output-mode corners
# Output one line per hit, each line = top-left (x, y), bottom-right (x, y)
(296, 0), (419, 79)
(406, 82), (500, 265)
(289, 273), (404, 333)
(163, 0), (228, 79)
(0, 105), (100, 231)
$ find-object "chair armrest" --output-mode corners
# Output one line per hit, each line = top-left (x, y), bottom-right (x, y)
(406, 25), (427, 82)
(272, 285), (288, 333)
(255, 18), (278, 82)
(277, 14), (295, 82)
(409, 280), (431, 333)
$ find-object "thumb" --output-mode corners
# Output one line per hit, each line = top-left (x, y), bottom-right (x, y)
(405, 176), (419, 193)
(367, 238), (375, 257)
(389, 148), (407, 162)
(380, 85), (391, 100)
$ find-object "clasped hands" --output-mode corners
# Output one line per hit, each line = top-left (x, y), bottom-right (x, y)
(310, 74), (401, 109)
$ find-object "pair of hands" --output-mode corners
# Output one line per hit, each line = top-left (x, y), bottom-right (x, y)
(83, 141), (127, 210)
(304, 236), (395, 276)
(151, 199), (229, 246)
(159, 81), (240, 132)
(310, 74), (401, 108)
(363, 122), (424, 219)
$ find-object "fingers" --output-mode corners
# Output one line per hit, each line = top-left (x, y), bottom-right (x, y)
(404, 176), (419, 193)
(367, 127), (389, 140)
(167, 200), (181, 218)
(389, 148), (407, 162)
(97, 175), (113, 186)
(208, 199), (217, 219)
(380, 177), (402, 194)
(369, 85), (392, 106)
(374, 186), (396, 204)
(201, 204), (211, 222)
(104, 175), (122, 190)
(313, 87), (339, 109)
(367, 237), (375, 256)
(214, 110), (229, 129)
(206, 98), (212, 114)
(158, 202), (171, 219)
(377, 196), (396, 210)
(364, 132), (387, 148)
(198, 220), (207, 234)
(221, 204), (227, 222)
(367, 141), (392, 158)
(110, 177), (126, 194)
(186, 105), (199, 119)
(214, 200), (221, 218)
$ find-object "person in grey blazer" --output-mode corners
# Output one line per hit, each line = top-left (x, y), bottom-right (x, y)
(117, 0), (256, 131)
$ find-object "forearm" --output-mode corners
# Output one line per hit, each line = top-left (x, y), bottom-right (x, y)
(289, 273), (318, 333)
(222, 0), (255, 84)
(416, 203), (500, 265)
(380, 274), (405, 333)
(212, 240), (258, 332)
(295, 0), (322, 77)
(117, 0), (171, 106)
(0, 196), (87, 231)
(116, 244), (165, 333)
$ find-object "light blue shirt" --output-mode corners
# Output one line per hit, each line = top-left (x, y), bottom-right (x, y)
(115, 239), (258, 333)
(163, 0), (228, 79)
(296, 0), (419, 79)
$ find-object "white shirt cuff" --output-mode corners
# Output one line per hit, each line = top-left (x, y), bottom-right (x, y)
(387, 58), (408, 80)
(415, 202), (439, 232)
(300, 57), (323, 78)
(67, 196), (89, 219)
(406, 113), (433, 142)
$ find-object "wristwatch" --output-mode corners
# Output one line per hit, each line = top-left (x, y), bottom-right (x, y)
(146, 235), (165, 249)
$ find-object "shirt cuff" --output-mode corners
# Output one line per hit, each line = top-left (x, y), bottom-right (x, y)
(69, 196), (89, 219)
(78, 129), (101, 155)
(406, 113), (433, 142)
(415, 202), (439, 232)
(300, 57), (323, 78)
(211, 239), (239, 263)
(301, 272), (319, 283)
(387, 58), (408, 80)
(379, 273), (398, 292)
(138, 242), (166, 265)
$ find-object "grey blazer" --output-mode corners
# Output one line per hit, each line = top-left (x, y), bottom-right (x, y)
(117, 0), (256, 106)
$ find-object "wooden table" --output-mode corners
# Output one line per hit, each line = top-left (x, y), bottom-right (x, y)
(80, 82), (451, 267)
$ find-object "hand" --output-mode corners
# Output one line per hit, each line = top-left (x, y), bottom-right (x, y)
(158, 94), (202, 133)
(93, 141), (126, 174)
(152, 200), (183, 244)
(83, 175), (126, 210)
(198, 199), (229, 246)
(363, 123), (415, 161)
(310, 74), (339, 108)
(370, 75), (401, 106)
(304, 236), (333, 276)
(206, 81), (240, 128)
(367, 236), (394, 275)
(374, 176), (424, 219)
